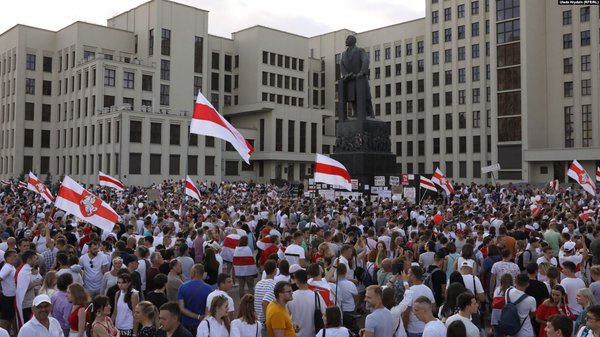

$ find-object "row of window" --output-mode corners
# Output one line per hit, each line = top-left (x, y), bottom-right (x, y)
(564, 80), (593, 97)
(23, 79), (52, 96)
(371, 41), (425, 62)
(261, 51), (305, 72)
(564, 105), (593, 148)
(261, 92), (305, 107)
(433, 22), (485, 44)
(393, 110), (488, 136)
(563, 55), (592, 73)
(432, 1), (485, 24)
(432, 43), (488, 65)
(562, 7), (593, 25)
(563, 31), (592, 49)
(0, 54), (16, 75)
(261, 72), (305, 91)
(25, 54), (53, 72)
(272, 119), (317, 153)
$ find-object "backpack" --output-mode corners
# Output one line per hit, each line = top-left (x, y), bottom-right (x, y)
(423, 266), (441, 290)
(497, 288), (529, 336)
(516, 250), (531, 271)
(359, 262), (377, 287)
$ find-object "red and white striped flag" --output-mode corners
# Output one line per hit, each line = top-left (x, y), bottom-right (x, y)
(220, 233), (240, 263)
(185, 176), (201, 202)
(420, 176), (437, 192)
(256, 236), (273, 251)
(431, 168), (454, 194)
(0, 179), (11, 187)
(233, 246), (258, 276)
(55, 176), (118, 233)
(98, 171), (124, 191)
(597, 167), (600, 183)
(550, 179), (559, 191)
(18, 181), (27, 189)
(567, 160), (596, 196)
(314, 154), (352, 191)
(190, 92), (253, 164)
(27, 172), (54, 204)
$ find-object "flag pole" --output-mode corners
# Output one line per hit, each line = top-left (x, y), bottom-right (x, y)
(183, 118), (192, 223)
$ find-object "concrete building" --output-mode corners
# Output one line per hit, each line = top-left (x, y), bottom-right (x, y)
(0, 0), (598, 186)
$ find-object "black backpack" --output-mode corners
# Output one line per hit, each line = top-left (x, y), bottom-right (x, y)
(517, 250), (531, 271)
(497, 288), (529, 336)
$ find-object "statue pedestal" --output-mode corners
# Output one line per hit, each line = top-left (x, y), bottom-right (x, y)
(331, 118), (398, 188)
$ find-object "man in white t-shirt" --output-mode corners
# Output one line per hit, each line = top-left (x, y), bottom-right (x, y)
(287, 269), (325, 337)
(403, 266), (436, 337)
(79, 241), (108, 297)
(414, 296), (446, 337)
(284, 232), (306, 267)
(458, 260), (485, 302)
(205, 273), (235, 319)
(0, 249), (17, 330)
(445, 293), (480, 337)
(506, 274), (536, 337)
(560, 261), (586, 316)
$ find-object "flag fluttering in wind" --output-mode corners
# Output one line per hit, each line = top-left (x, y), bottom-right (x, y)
(420, 176), (437, 192)
(185, 176), (201, 202)
(314, 154), (352, 191)
(98, 171), (124, 191)
(27, 172), (54, 203)
(18, 181), (27, 189)
(431, 168), (454, 194)
(55, 176), (118, 233)
(567, 160), (596, 196)
(190, 92), (253, 164)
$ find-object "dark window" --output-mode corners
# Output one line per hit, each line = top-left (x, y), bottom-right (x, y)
(496, 0), (520, 20)
(433, 115), (440, 130)
(459, 136), (467, 153)
(564, 106), (574, 148)
(311, 123), (317, 153)
(150, 123), (161, 144)
(497, 67), (520, 91)
(124, 72), (134, 89)
(169, 155), (180, 175)
(43, 57), (52, 72)
(498, 117), (522, 141)
(142, 74), (152, 91)
(161, 60), (170, 80)
(24, 129), (34, 147)
(104, 68), (115, 86)
(288, 121), (295, 152)
(433, 138), (440, 154)
(497, 19), (520, 44)
(212, 52), (220, 70)
(25, 102), (34, 121)
(563, 10), (572, 25)
(563, 33), (572, 49)
(194, 36), (204, 73)
(42, 104), (51, 122)
(581, 30), (591, 46)
(161, 29), (171, 56)
(201, 156), (214, 176)
(225, 161), (238, 176)
(41, 130), (50, 148)
(26, 54), (36, 70)
(446, 113), (453, 129)
(188, 155), (198, 175)
(160, 85), (169, 105)
(300, 121), (306, 153)
(580, 6), (590, 22)
(130, 121), (142, 143)
(275, 119), (283, 151)
(446, 137), (453, 153)
(169, 124), (180, 145)
(150, 154), (161, 174)
(25, 78), (35, 94)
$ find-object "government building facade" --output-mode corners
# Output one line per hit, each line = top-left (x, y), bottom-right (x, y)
(0, 0), (598, 186)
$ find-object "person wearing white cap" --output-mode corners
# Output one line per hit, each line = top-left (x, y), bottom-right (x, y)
(559, 239), (588, 279)
(17, 294), (64, 337)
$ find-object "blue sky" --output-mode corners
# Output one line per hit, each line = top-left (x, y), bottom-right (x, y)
(1, 0), (426, 37)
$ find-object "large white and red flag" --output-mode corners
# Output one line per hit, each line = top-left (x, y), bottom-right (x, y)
(233, 245), (258, 276)
(190, 92), (254, 164)
(220, 233), (241, 263)
(431, 168), (454, 194)
(27, 172), (54, 203)
(314, 154), (352, 191)
(185, 176), (201, 202)
(98, 171), (124, 191)
(549, 179), (560, 191)
(567, 160), (596, 196)
(0, 179), (11, 187)
(420, 176), (437, 192)
(55, 176), (118, 232)
(597, 167), (600, 183)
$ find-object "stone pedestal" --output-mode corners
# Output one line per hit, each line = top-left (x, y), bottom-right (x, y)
(331, 118), (398, 187)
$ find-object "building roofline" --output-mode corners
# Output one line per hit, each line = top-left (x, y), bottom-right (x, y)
(356, 17), (426, 35)
(108, 0), (208, 21)
(232, 25), (309, 39)
(208, 34), (233, 41)
(0, 24), (55, 38)
(308, 28), (356, 39)
(57, 21), (133, 34)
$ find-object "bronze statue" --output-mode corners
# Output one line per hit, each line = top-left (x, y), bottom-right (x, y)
(338, 35), (374, 121)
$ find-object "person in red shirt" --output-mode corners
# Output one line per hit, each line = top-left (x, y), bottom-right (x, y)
(536, 285), (574, 337)
(259, 235), (280, 267)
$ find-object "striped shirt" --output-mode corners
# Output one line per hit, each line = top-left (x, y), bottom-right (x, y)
(254, 279), (276, 322)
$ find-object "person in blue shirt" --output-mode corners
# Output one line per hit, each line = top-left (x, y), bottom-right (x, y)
(177, 264), (213, 336)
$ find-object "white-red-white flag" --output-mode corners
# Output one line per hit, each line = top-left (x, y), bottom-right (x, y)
(314, 154), (352, 191)
(233, 246), (258, 276)
(185, 176), (201, 202)
(420, 176), (437, 192)
(431, 168), (454, 194)
(190, 92), (254, 164)
(27, 172), (54, 204)
(567, 160), (596, 196)
(550, 179), (559, 191)
(18, 181), (27, 189)
(597, 167), (600, 183)
(55, 176), (118, 233)
(0, 179), (11, 187)
(221, 233), (240, 263)
(98, 171), (124, 191)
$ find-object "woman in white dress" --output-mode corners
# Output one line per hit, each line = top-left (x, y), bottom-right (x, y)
(316, 307), (350, 337)
(196, 295), (230, 337)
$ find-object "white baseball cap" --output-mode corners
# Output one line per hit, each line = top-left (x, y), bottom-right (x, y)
(33, 294), (52, 307)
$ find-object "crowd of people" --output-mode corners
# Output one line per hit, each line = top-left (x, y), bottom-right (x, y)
(0, 179), (599, 337)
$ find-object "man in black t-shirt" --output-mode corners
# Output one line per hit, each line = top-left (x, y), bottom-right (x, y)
(427, 251), (447, 307)
(525, 262), (549, 337)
